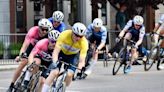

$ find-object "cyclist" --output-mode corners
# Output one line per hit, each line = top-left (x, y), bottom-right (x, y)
(117, 15), (147, 73)
(41, 22), (88, 92)
(153, 14), (164, 69)
(7, 18), (53, 92)
(48, 11), (66, 32)
(22, 30), (60, 91)
(84, 18), (107, 76)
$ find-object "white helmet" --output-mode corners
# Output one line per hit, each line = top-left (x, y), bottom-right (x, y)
(38, 18), (53, 31)
(52, 11), (64, 22)
(72, 22), (87, 36)
(48, 30), (60, 41)
(133, 15), (144, 25)
(93, 18), (103, 28)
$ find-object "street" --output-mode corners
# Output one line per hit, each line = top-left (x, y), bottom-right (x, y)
(0, 61), (164, 92)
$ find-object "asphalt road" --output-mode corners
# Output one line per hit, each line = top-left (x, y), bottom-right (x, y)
(0, 61), (164, 92)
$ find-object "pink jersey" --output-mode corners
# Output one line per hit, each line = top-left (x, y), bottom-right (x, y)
(24, 26), (42, 46)
(31, 38), (50, 58)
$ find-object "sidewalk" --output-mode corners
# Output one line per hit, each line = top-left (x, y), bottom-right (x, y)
(0, 59), (18, 71)
(0, 64), (18, 71)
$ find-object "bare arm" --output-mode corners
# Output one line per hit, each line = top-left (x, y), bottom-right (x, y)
(52, 46), (61, 62)
(78, 56), (85, 69)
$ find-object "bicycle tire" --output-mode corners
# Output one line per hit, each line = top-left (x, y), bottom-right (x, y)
(29, 72), (40, 92)
(13, 71), (26, 92)
(56, 82), (66, 92)
(144, 47), (158, 71)
(112, 48), (125, 75)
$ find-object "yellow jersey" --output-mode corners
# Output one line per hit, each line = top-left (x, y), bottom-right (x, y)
(56, 30), (88, 58)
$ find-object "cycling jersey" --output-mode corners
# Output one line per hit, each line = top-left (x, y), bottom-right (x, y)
(123, 20), (145, 41)
(24, 26), (47, 56)
(86, 24), (107, 44)
(159, 14), (164, 24)
(48, 17), (66, 32)
(55, 30), (88, 58)
(25, 26), (46, 46)
(31, 38), (52, 58)
(31, 38), (53, 78)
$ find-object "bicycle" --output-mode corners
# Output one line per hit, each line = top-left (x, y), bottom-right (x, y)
(144, 33), (164, 71)
(13, 61), (48, 92)
(50, 60), (82, 92)
(112, 38), (135, 75)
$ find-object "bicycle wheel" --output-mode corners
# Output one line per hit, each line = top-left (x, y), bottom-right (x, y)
(144, 47), (158, 71)
(157, 53), (164, 70)
(13, 71), (26, 92)
(29, 72), (40, 92)
(56, 82), (66, 92)
(112, 48), (125, 75)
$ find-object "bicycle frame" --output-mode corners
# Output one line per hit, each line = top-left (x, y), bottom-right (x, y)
(144, 33), (164, 71)
(13, 61), (48, 92)
(112, 38), (135, 75)
(50, 60), (80, 92)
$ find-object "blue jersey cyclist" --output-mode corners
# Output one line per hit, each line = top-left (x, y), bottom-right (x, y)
(85, 18), (107, 76)
(118, 15), (148, 73)
(48, 11), (66, 32)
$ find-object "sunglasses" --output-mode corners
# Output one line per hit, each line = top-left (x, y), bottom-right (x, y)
(74, 33), (83, 38)
(54, 21), (60, 24)
(50, 39), (56, 44)
(40, 27), (49, 32)
(135, 24), (141, 27)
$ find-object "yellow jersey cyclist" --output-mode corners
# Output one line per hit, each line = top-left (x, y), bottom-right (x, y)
(153, 14), (164, 69)
(41, 22), (88, 92)
(7, 18), (53, 92)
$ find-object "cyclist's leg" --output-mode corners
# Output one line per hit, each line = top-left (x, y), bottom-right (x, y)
(64, 54), (78, 86)
(38, 59), (53, 91)
(85, 36), (102, 75)
(42, 68), (59, 92)
(10, 58), (28, 85)
(124, 32), (134, 73)
(153, 26), (163, 46)
(42, 51), (64, 92)
(38, 77), (46, 92)
(84, 47), (98, 75)
(139, 46), (148, 62)
(22, 57), (41, 89)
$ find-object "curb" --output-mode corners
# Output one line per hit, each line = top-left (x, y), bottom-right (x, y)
(0, 65), (18, 71)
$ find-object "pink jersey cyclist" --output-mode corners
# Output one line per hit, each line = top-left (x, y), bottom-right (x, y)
(25, 26), (44, 46)
(17, 18), (53, 59)
(6, 18), (53, 92)
(31, 38), (52, 60)
(22, 30), (60, 91)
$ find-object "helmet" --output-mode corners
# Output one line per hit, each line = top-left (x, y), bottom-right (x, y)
(52, 11), (64, 22)
(48, 30), (60, 41)
(72, 22), (87, 36)
(38, 18), (53, 31)
(93, 18), (103, 28)
(133, 15), (144, 25)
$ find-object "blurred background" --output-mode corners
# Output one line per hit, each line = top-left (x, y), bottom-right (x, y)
(0, 0), (164, 60)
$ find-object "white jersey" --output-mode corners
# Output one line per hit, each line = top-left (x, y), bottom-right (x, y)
(123, 20), (145, 40)
(159, 14), (164, 24)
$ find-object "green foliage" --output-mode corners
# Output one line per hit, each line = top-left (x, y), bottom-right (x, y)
(9, 43), (22, 56)
(0, 42), (4, 55)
